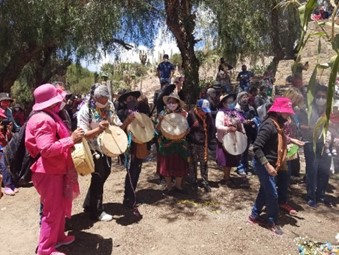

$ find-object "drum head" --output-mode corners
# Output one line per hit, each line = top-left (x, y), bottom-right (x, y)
(98, 125), (128, 157)
(127, 112), (154, 144)
(222, 131), (248, 156)
(160, 113), (188, 140)
(72, 138), (95, 176)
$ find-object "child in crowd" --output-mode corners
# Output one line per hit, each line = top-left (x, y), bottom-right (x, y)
(187, 99), (215, 192)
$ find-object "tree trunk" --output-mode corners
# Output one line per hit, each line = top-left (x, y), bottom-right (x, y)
(165, 0), (200, 105)
(268, 0), (285, 75)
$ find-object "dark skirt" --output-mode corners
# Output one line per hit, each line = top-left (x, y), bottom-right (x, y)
(216, 142), (240, 167)
(158, 153), (188, 177)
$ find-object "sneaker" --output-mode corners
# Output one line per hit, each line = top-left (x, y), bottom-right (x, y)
(332, 149), (337, 156)
(50, 252), (66, 255)
(97, 211), (113, 222)
(248, 215), (265, 225)
(270, 224), (284, 235)
(325, 148), (331, 156)
(236, 168), (247, 177)
(4, 187), (15, 196)
(307, 199), (317, 208)
(55, 235), (75, 248)
(318, 198), (334, 208)
(279, 203), (297, 216)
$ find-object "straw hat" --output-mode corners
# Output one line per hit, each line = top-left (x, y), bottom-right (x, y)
(163, 93), (185, 108)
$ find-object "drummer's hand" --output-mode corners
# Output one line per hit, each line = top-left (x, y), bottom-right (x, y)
(265, 163), (277, 176)
(99, 120), (109, 130)
(290, 138), (305, 147)
(127, 112), (136, 122)
(71, 128), (84, 143)
(227, 126), (237, 133)
(244, 119), (252, 125)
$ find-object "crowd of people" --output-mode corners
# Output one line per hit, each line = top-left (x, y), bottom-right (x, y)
(0, 55), (337, 254)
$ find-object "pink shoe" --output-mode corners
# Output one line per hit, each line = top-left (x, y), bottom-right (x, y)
(4, 187), (15, 196)
(55, 235), (75, 248)
(13, 188), (19, 193)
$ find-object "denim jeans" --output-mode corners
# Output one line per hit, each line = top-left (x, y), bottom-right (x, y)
(304, 142), (331, 202)
(276, 169), (290, 204)
(0, 152), (14, 188)
(251, 159), (279, 225)
(237, 139), (250, 172)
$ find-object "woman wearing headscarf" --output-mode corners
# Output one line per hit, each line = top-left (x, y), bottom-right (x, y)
(25, 84), (84, 255)
(249, 97), (294, 235)
(77, 84), (128, 221)
(215, 94), (245, 186)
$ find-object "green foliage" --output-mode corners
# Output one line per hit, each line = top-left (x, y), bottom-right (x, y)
(205, 0), (300, 65)
(0, 0), (162, 91)
(295, 0), (339, 148)
(66, 64), (94, 96)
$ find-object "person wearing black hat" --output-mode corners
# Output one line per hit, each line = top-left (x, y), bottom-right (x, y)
(117, 90), (148, 217)
(0, 92), (20, 132)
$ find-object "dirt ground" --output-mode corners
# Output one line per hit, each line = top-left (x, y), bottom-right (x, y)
(1, 155), (338, 255)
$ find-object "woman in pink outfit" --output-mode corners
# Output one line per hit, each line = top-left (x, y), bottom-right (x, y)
(25, 84), (84, 255)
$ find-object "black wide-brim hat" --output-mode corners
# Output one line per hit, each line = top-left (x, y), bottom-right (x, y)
(217, 93), (236, 108)
(118, 90), (141, 103)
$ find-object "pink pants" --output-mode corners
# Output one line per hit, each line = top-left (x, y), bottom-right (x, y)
(32, 173), (67, 255)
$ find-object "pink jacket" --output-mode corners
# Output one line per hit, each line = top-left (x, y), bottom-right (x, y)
(25, 111), (74, 175)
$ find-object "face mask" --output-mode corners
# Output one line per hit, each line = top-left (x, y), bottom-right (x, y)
(60, 101), (66, 111)
(167, 103), (178, 111)
(240, 99), (248, 106)
(126, 101), (137, 110)
(277, 115), (288, 125)
(53, 103), (61, 113)
(95, 101), (108, 109)
(227, 102), (235, 110)
(315, 98), (326, 106)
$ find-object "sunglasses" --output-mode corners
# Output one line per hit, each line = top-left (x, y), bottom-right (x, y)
(316, 95), (326, 99)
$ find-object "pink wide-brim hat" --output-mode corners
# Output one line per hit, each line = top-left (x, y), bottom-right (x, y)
(33, 83), (63, 111)
(268, 97), (295, 115)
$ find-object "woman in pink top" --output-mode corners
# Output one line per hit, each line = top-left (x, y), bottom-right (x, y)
(25, 84), (84, 255)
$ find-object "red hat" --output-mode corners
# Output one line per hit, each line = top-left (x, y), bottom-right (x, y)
(0, 108), (7, 119)
(268, 97), (294, 115)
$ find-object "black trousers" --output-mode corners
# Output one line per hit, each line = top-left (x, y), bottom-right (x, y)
(83, 153), (111, 219)
(123, 157), (143, 206)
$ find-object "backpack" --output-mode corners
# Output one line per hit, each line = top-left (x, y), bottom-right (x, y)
(3, 111), (56, 185)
